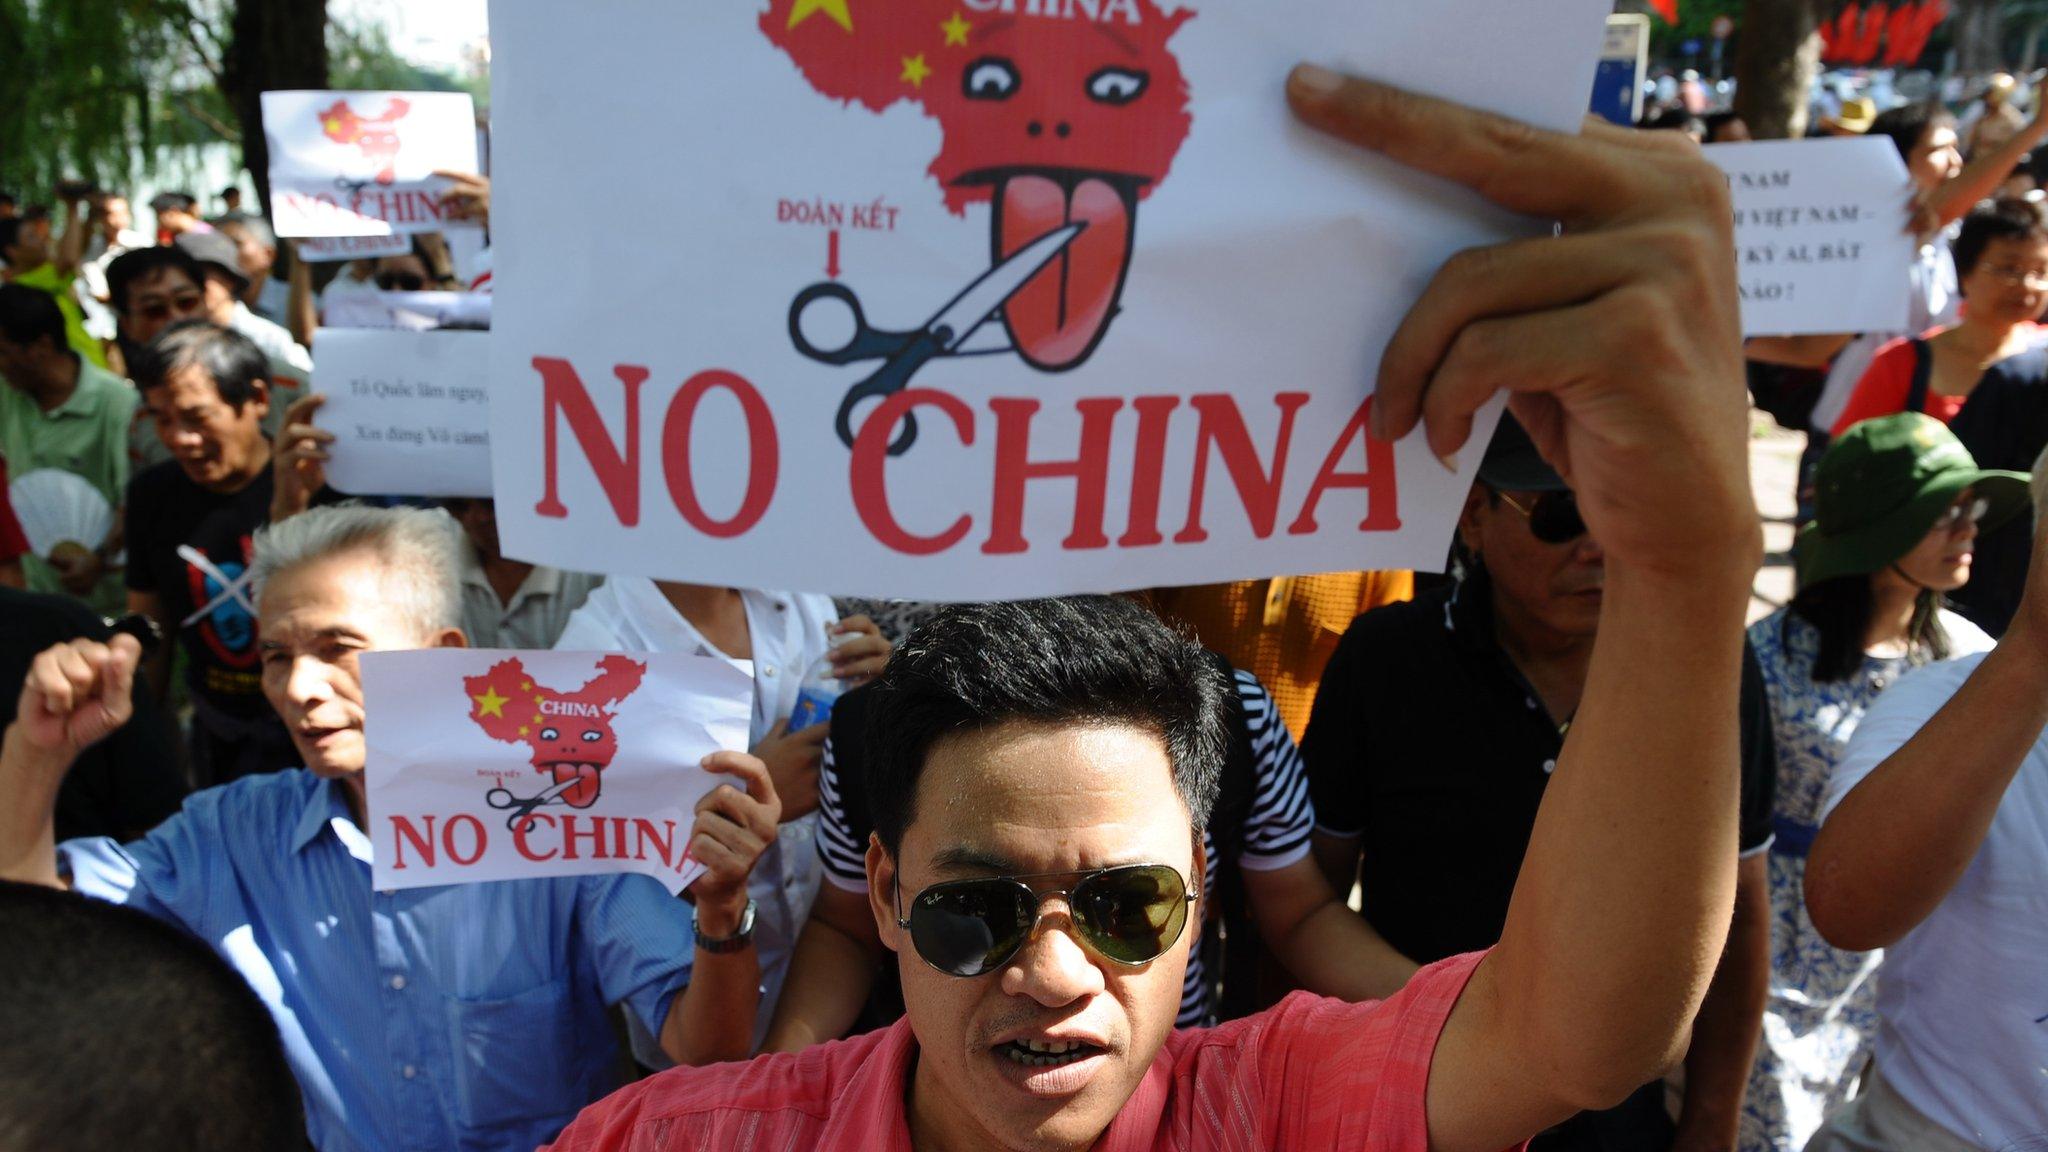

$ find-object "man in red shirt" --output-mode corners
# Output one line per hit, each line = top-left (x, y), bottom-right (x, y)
(546, 66), (1757, 1152)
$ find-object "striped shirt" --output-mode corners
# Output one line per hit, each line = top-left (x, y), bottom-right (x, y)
(544, 951), (1490, 1152)
(816, 668), (1315, 1026)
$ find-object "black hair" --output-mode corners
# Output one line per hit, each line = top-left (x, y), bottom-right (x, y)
(1787, 577), (1952, 682)
(864, 597), (1229, 856)
(1703, 111), (1747, 142)
(0, 882), (305, 1152)
(130, 320), (270, 410)
(0, 192), (14, 208)
(1869, 102), (1956, 166)
(104, 245), (205, 315)
(1952, 197), (2048, 278)
(0, 217), (22, 254)
(0, 283), (67, 351)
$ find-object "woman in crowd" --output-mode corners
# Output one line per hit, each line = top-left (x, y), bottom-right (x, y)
(1831, 198), (2048, 436)
(1741, 413), (2030, 1152)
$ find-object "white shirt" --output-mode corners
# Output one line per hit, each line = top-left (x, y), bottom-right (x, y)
(229, 301), (313, 386)
(1822, 652), (2048, 1150)
(1809, 227), (1961, 434)
(556, 577), (835, 1050)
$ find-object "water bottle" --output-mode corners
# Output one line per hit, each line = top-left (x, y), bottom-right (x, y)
(788, 628), (853, 731)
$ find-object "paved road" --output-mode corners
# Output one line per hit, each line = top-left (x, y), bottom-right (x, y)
(1750, 413), (1802, 625)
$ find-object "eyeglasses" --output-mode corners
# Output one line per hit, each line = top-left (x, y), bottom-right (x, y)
(1976, 263), (2048, 289)
(376, 272), (426, 291)
(894, 863), (1192, 977)
(131, 293), (205, 322)
(1493, 489), (1587, 544)
(1935, 495), (1992, 532)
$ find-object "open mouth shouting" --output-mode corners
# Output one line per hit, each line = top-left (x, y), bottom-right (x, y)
(960, 167), (1142, 372)
(990, 1031), (1114, 1097)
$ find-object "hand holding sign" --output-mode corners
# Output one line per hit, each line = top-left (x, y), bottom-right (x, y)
(272, 394), (335, 523)
(687, 750), (782, 933)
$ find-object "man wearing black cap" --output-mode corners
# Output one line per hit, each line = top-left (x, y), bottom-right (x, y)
(172, 230), (311, 412)
(1303, 415), (1777, 1152)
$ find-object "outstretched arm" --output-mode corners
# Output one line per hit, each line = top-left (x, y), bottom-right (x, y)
(1806, 528), (2048, 951)
(1286, 69), (1756, 1152)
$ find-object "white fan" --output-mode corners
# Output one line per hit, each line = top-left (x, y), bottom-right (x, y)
(8, 468), (114, 560)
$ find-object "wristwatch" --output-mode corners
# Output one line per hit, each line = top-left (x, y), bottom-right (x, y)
(692, 898), (757, 953)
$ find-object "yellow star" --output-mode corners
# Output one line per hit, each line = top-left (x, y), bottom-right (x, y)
(520, 680), (533, 691)
(472, 686), (508, 718)
(532, 712), (544, 725)
(518, 726), (530, 737)
(787, 0), (853, 32)
(941, 12), (972, 46)
(902, 53), (933, 87)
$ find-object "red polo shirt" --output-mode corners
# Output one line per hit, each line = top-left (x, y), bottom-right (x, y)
(545, 951), (1496, 1151)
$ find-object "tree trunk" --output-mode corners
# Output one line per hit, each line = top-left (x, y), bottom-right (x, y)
(1733, 0), (1826, 139)
(220, 0), (330, 215)
(1954, 0), (2005, 74)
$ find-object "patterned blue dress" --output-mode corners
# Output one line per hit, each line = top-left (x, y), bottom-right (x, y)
(1738, 607), (1992, 1152)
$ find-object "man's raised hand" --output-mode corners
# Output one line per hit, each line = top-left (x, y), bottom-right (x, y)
(1286, 66), (1757, 579)
(13, 635), (141, 763)
(687, 751), (783, 937)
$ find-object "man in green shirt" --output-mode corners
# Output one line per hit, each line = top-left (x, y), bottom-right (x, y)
(0, 283), (133, 610)
(0, 191), (107, 370)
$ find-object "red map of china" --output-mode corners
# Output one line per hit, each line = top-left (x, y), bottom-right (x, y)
(762, 0), (1196, 370)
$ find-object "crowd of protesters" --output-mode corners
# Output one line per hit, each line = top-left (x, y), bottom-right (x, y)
(0, 51), (2045, 1152)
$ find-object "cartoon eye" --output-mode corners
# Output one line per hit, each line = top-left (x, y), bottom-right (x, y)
(582, 730), (603, 743)
(539, 727), (559, 741)
(964, 57), (1019, 101)
(1087, 67), (1149, 106)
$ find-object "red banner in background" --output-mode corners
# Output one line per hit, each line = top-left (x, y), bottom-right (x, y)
(1648, 0), (1679, 24)
(1824, 0), (1948, 66)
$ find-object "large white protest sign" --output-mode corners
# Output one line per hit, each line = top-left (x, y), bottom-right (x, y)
(363, 649), (753, 893)
(487, 0), (1610, 599)
(262, 90), (481, 238)
(1707, 138), (1915, 337)
(312, 329), (494, 497)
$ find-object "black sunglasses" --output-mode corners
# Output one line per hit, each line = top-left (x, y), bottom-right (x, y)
(895, 863), (1192, 977)
(376, 272), (426, 291)
(1493, 489), (1586, 545)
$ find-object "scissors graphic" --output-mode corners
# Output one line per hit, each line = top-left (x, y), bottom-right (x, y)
(788, 223), (1084, 456)
(485, 778), (579, 832)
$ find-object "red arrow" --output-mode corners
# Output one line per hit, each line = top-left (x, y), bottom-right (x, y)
(826, 229), (841, 279)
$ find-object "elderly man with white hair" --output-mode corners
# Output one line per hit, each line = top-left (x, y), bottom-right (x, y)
(0, 504), (783, 1152)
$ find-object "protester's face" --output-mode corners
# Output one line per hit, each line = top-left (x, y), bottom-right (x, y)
(1910, 125), (1964, 189)
(0, 334), (54, 390)
(102, 197), (131, 232)
(231, 231), (275, 281)
(1462, 486), (1606, 638)
(1709, 117), (1752, 143)
(1961, 235), (2048, 324)
(450, 498), (502, 559)
(259, 550), (450, 779)
(3, 229), (48, 269)
(119, 267), (206, 344)
(157, 207), (197, 236)
(1892, 489), (1982, 593)
(199, 270), (241, 324)
(373, 254), (431, 291)
(146, 365), (270, 492)
(872, 721), (1197, 1152)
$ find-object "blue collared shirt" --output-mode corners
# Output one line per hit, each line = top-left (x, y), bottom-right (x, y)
(59, 769), (695, 1152)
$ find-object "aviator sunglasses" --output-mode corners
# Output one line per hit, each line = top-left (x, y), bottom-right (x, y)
(895, 863), (1192, 977)
(1493, 489), (1587, 545)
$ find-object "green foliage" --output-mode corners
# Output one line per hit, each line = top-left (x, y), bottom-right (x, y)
(329, 17), (487, 110)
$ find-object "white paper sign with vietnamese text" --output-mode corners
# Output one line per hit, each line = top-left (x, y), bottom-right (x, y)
(312, 329), (494, 497)
(363, 649), (753, 893)
(1707, 137), (1914, 336)
(298, 234), (415, 263)
(263, 90), (481, 238)
(487, 0), (1611, 599)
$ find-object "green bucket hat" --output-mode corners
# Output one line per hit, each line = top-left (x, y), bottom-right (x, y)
(1798, 413), (2032, 588)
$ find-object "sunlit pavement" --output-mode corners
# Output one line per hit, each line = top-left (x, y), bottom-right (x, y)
(1751, 411), (1802, 626)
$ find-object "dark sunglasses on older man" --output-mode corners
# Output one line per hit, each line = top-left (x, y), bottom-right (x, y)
(1494, 489), (1587, 545)
(895, 863), (1192, 977)
(376, 271), (427, 291)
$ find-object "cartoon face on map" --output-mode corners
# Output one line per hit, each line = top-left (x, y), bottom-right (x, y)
(764, 0), (1194, 371)
(317, 97), (413, 185)
(465, 655), (647, 808)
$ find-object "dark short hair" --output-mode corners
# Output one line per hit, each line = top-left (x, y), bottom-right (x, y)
(148, 191), (197, 214)
(0, 192), (14, 208)
(0, 882), (304, 1152)
(1953, 197), (2048, 277)
(105, 245), (205, 315)
(0, 283), (67, 350)
(131, 320), (269, 410)
(863, 597), (1229, 856)
(1869, 102), (1956, 165)
(0, 217), (23, 253)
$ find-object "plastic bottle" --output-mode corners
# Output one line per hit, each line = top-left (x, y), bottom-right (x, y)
(788, 628), (854, 731)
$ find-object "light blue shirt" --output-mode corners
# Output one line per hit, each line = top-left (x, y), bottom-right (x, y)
(59, 769), (695, 1152)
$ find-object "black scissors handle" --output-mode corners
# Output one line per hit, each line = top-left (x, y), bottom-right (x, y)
(834, 332), (949, 456)
(789, 282), (918, 365)
(486, 785), (554, 833)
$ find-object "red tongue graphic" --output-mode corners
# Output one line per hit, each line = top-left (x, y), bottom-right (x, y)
(552, 764), (603, 809)
(999, 175), (1132, 371)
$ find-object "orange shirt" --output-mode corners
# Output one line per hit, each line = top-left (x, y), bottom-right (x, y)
(544, 952), (1494, 1152)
